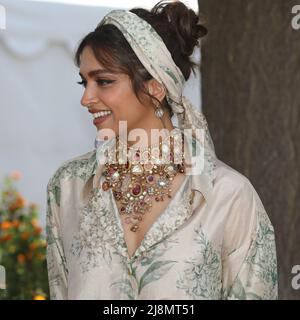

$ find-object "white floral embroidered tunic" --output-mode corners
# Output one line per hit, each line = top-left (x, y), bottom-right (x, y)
(46, 135), (278, 300)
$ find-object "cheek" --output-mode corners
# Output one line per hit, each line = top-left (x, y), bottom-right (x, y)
(101, 85), (148, 119)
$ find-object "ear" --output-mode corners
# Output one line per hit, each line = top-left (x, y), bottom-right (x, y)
(146, 79), (166, 103)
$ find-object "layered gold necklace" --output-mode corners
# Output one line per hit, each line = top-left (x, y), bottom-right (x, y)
(101, 130), (186, 232)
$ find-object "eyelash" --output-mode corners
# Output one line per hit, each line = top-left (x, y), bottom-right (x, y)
(76, 79), (115, 88)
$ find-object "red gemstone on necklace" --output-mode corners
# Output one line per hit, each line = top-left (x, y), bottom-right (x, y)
(108, 167), (115, 175)
(120, 206), (126, 214)
(132, 184), (141, 196)
(147, 175), (154, 183)
(113, 191), (122, 200)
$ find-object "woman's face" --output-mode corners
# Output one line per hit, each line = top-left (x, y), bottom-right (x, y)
(78, 46), (156, 137)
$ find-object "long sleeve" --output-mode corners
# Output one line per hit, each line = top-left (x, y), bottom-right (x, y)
(221, 179), (278, 300)
(46, 177), (68, 300)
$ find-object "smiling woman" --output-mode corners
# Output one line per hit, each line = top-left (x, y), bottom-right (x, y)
(45, 0), (278, 300)
(76, 45), (169, 138)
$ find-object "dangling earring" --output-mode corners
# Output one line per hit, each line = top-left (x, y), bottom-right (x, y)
(154, 101), (164, 118)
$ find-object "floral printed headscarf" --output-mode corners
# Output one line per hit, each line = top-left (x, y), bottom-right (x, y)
(96, 10), (217, 187)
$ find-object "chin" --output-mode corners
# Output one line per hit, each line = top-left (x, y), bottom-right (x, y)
(96, 123), (119, 139)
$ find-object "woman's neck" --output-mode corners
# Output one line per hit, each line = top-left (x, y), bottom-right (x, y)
(126, 113), (175, 149)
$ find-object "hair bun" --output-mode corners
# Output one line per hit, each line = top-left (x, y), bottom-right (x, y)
(131, 1), (208, 80)
(152, 1), (207, 57)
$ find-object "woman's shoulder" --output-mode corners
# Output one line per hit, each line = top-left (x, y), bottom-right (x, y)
(213, 159), (260, 199)
(211, 158), (267, 221)
(212, 157), (275, 237)
(47, 149), (96, 190)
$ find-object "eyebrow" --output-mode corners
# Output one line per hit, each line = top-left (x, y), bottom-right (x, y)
(79, 69), (113, 78)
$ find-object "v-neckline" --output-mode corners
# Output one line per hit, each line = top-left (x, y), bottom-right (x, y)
(107, 173), (191, 261)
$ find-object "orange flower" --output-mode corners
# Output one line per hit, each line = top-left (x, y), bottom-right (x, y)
(29, 242), (38, 251)
(21, 231), (30, 240)
(33, 295), (46, 300)
(34, 226), (42, 235)
(31, 219), (39, 227)
(9, 192), (26, 211)
(0, 234), (12, 242)
(17, 254), (26, 264)
(1, 221), (12, 230)
(11, 220), (21, 228)
(10, 170), (22, 181)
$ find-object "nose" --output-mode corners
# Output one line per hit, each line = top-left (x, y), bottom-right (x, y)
(80, 84), (99, 108)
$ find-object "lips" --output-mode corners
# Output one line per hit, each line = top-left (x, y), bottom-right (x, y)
(88, 108), (112, 126)
(93, 112), (112, 126)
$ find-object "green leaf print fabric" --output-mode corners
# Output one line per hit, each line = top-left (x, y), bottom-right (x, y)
(46, 144), (278, 300)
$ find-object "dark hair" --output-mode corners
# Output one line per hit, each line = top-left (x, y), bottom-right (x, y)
(74, 0), (207, 116)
